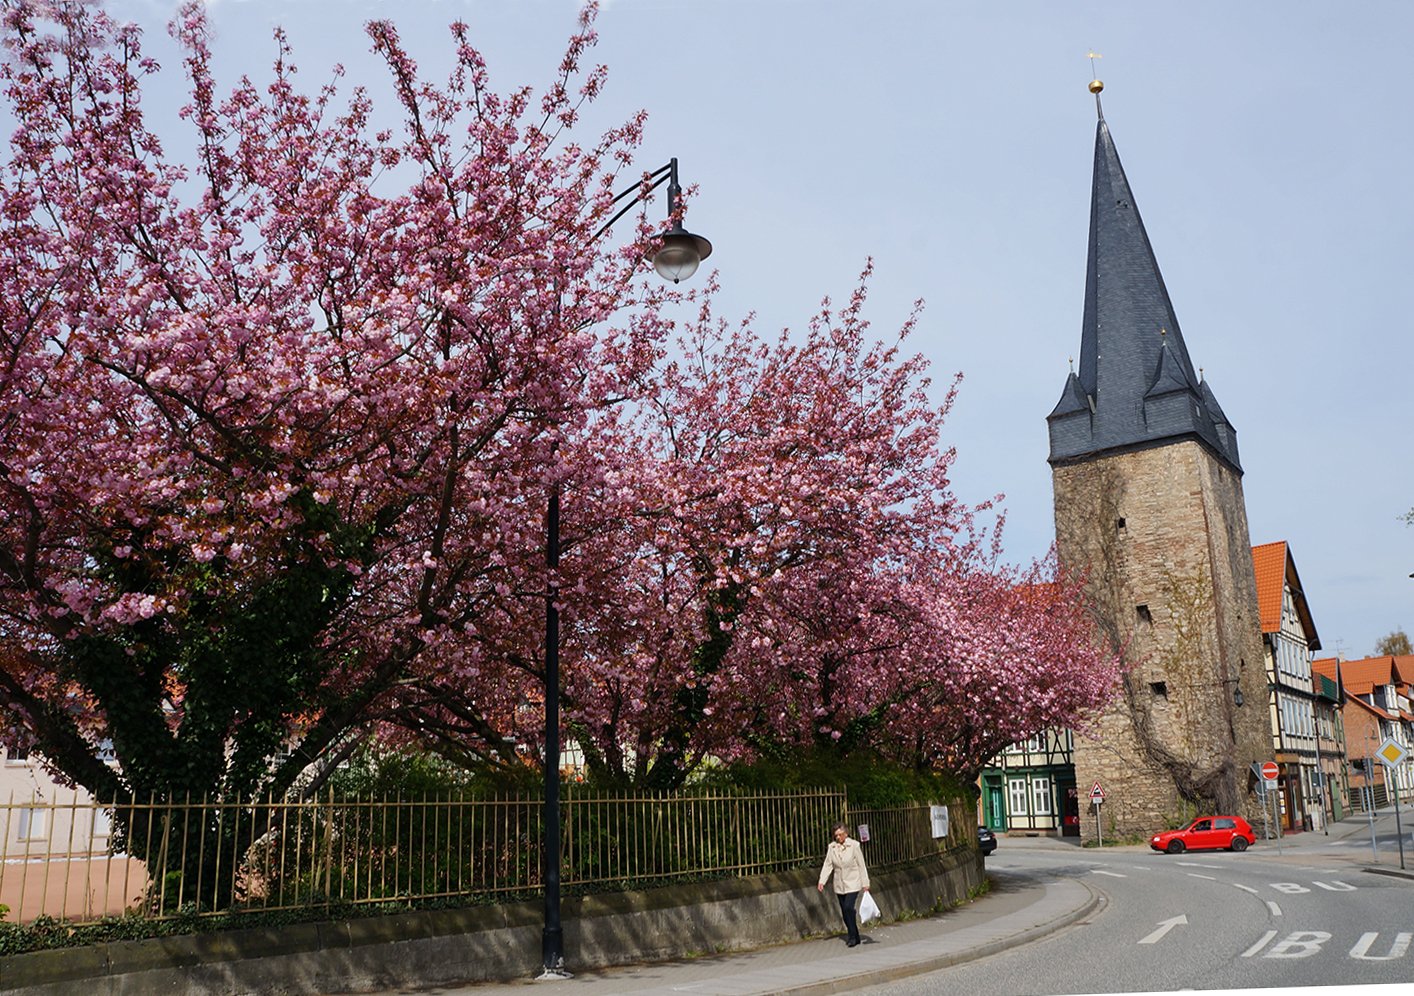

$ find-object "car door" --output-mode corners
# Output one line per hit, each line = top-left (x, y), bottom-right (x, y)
(1187, 818), (1213, 849)
(1213, 817), (1237, 848)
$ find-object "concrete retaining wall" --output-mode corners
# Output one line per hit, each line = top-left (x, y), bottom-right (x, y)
(0, 847), (980, 995)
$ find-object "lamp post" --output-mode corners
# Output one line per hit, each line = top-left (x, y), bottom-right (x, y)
(539, 160), (711, 980)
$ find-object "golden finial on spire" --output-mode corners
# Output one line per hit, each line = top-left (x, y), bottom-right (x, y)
(1068, 355), (1075, 373)
(1087, 51), (1104, 93)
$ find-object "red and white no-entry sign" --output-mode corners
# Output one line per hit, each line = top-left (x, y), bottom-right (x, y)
(1260, 762), (1279, 782)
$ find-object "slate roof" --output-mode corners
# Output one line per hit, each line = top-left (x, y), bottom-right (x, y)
(1048, 97), (1242, 472)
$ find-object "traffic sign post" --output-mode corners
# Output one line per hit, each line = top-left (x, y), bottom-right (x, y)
(1252, 761), (1281, 853)
(1090, 781), (1105, 848)
(1378, 737), (1409, 870)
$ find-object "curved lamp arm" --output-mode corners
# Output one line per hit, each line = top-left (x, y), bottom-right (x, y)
(590, 158), (712, 283)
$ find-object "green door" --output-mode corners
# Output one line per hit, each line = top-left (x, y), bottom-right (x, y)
(984, 776), (1006, 830)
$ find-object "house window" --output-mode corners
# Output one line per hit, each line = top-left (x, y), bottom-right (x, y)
(4, 747), (31, 766)
(92, 808), (113, 839)
(1008, 778), (1029, 816)
(1032, 778), (1053, 816)
(18, 807), (47, 841)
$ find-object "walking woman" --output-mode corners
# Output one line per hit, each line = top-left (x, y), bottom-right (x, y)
(817, 822), (869, 946)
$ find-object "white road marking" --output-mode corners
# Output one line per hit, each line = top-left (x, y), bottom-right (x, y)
(1266, 931), (1330, 958)
(1092, 869), (1127, 878)
(1187, 873), (1217, 881)
(1233, 884), (1260, 894)
(1176, 861), (1223, 869)
(1138, 915), (1188, 945)
(1266, 901), (1282, 916)
(1242, 929), (1278, 957)
(1350, 932), (1413, 961)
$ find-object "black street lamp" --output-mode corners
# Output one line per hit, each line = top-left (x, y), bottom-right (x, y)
(540, 160), (710, 980)
(589, 157), (713, 282)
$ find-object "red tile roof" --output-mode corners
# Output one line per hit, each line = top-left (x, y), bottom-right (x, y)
(1311, 657), (1339, 683)
(1346, 694), (1397, 722)
(1393, 655), (1414, 685)
(1251, 541), (1287, 634)
(1337, 656), (1401, 693)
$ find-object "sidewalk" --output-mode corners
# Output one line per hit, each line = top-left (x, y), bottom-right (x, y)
(386, 874), (1099, 996)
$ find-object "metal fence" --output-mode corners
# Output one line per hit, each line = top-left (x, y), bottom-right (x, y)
(0, 787), (969, 927)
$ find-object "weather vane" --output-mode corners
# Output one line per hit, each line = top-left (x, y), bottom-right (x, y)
(1087, 51), (1104, 94)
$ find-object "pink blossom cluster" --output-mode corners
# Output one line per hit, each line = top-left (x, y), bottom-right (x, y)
(0, 1), (1120, 796)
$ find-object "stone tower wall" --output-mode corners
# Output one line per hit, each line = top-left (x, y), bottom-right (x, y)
(1053, 439), (1269, 842)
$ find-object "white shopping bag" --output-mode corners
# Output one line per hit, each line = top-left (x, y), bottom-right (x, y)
(858, 890), (881, 924)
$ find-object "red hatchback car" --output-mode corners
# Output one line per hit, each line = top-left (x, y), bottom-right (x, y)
(1150, 815), (1256, 854)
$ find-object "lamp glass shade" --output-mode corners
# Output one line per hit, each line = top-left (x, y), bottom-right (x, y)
(652, 230), (712, 284)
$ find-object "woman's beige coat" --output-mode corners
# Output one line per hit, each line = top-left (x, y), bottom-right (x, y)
(818, 836), (869, 894)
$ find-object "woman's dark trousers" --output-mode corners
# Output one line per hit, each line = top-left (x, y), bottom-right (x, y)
(837, 890), (860, 944)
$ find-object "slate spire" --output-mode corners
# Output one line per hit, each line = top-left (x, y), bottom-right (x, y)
(1047, 87), (1241, 472)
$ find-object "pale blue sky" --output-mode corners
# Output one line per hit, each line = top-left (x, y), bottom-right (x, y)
(104, 0), (1414, 660)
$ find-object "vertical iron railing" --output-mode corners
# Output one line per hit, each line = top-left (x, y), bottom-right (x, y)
(0, 787), (967, 927)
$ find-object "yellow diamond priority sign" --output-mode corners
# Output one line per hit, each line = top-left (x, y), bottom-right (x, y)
(1377, 737), (1410, 768)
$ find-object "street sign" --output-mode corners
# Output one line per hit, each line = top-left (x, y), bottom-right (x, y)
(1089, 780), (1105, 804)
(1377, 737), (1410, 768)
(1260, 761), (1279, 782)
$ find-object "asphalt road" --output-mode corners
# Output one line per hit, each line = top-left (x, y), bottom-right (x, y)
(855, 822), (1414, 995)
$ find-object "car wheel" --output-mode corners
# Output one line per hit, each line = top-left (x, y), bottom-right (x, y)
(1166, 839), (1185, 854)
(1230, 836), (1248, 852)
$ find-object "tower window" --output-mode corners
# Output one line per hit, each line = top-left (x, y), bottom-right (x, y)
(1116, 517), (1126, 530)
(1150, 681), (1168, 698)
(1136, 604), (1152, 623)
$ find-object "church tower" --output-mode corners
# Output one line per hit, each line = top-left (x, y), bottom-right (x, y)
(1049, 82), (1269, 838)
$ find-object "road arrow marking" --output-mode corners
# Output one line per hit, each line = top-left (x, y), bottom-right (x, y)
(1138, 915), (1188, 945)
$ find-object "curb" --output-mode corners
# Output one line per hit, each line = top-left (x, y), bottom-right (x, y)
(1363, 866), (1414, 882)
(762, 881), (1105, 996)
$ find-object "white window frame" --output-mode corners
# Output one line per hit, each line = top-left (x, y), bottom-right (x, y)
(1008, 778), (1028, 816)
(1031, 778), (1053, 816)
